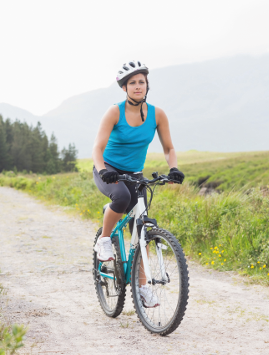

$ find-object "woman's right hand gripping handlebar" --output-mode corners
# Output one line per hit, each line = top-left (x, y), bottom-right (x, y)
(99, 169), (119, 184)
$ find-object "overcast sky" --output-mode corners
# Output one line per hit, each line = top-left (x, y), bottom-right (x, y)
(0, 0), (268, 116)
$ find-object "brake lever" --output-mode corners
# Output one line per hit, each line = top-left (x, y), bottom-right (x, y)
(159, 175), (182, 184)
(169, 179), (182, 184)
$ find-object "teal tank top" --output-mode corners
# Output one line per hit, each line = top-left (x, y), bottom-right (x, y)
(103, 100), (157, 172)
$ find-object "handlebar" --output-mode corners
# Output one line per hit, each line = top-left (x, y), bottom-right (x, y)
(118, 173), (182, 185)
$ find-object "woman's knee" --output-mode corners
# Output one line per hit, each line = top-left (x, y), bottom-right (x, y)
(111, 189), (131, 213)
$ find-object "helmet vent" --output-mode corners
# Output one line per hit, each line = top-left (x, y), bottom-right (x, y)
(118, 71), (123, 74)
(129, 62), (135, 68)
(138, 61), (141, 66)
(123, 65), (129, 71)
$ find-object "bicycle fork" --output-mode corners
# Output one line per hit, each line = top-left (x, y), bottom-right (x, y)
(140, 229), (169, 285)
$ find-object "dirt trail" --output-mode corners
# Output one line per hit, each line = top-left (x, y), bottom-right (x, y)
(0, 186), (269, 355)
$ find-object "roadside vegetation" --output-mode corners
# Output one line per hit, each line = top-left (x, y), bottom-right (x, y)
(78, 150), (269, 191)
(1, 150), (269, 286)
(0, 284), (26, 354)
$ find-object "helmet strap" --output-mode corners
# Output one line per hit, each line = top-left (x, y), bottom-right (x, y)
(126, 85), (148, 122)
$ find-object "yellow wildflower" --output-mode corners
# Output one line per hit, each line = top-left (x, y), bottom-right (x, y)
(224, 259), (226, 262)
(88, 210), (90, 212)
(210, 247), (213, 250)
(257, 261), (260, 264)
(219, 244), (222, 247)
(97, 212), (100, 214)
(80, 213), (82, 216)
(214, 247), (218, 250)
(211, 261), (214, 265)
(221, 263), (223, 266)
(251, 265), (254, 268)
(219, 254), (221, 257)
(263, 265), (266, 268)
(206, 263), (208, 265)
(222, 250), (224, 253)
(36, 182), (38, 184)
(199, 253), (201, 255)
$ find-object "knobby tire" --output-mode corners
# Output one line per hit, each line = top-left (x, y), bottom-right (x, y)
(92, 228), (126, 318)
(131, 228), (189, 335)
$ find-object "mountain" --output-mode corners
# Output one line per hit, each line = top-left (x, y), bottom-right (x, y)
(1, 54), (269, 158)
(0, 103), (40, 125)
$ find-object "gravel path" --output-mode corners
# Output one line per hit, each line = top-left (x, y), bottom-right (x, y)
(0, 186), (269, 355)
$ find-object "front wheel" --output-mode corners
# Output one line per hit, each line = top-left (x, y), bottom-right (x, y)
(93, 228), (126, 318)
(131, 228), (189, 335)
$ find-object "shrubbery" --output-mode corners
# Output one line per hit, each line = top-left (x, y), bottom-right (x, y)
(0, 324), (26, 355)
(0, 285), (27, 354)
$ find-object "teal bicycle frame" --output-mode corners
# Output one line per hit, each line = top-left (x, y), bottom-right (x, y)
(98, 210), (136, 285)
(97, 189), (167, 286)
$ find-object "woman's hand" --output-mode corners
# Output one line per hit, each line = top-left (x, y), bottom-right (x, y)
(99, 169), (119, 184)
(168, 168), (185, 184)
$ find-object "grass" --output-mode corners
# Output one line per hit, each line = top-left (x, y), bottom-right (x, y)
(0, 284), (27, 355)
(1, 150), (269, 286)
(77, 150), (269, 191)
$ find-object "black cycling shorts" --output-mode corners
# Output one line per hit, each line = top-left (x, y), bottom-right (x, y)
(93, 162), (147, 214)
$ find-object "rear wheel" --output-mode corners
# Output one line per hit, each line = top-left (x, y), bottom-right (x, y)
(92, 228), (126, 317)
(131, 228), (189, 335)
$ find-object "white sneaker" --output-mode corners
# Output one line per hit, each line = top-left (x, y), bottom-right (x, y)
(94, 237), (115, 262)
(139, 284), (160, 308)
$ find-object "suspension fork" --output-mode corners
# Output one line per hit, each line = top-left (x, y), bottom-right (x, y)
(155, 239), (168, 282)
(139, 227), (152, 284)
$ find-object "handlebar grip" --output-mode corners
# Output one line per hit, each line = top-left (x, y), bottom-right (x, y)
(170, 179), (182, 184)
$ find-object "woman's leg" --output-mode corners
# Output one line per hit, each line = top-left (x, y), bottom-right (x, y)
(93, 164), (131, 238)
(102, 206), (123, 237)
(139, 252), (147, 287)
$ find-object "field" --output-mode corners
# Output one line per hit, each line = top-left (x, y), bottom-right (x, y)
(78, 150), (269, 191)
(1, 150), (269, 285)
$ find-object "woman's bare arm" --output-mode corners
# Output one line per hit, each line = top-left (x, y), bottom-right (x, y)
(92, 105), (119, 172)
(155, 107), (178, 169)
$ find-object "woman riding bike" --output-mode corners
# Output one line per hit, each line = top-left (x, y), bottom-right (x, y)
(92, 60), (184, 308)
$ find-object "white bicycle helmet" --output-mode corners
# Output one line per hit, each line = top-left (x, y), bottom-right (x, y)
(116, 60), (149, 88)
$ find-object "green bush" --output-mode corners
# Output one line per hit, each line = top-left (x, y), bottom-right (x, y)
(0, 324), (26, 355)
(0, 285), (27, 354)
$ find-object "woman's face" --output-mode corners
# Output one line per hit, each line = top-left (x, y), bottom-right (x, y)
(123, 73), (147, 100)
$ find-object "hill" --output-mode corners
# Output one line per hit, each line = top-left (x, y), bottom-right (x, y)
(1, 54), (269, 157)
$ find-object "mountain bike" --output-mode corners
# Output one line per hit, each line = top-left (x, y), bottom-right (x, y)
(92, 171), (189, 335)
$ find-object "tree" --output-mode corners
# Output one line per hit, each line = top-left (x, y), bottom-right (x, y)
(0, 116), (11, 171)
(0, 117), (78, 174)
(61, 143), (78, 172)
(30, 122), (47, 173)
(46, 133), (61, 174)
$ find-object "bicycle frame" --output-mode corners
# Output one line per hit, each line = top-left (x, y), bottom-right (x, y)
(98, 193), (154, 285)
